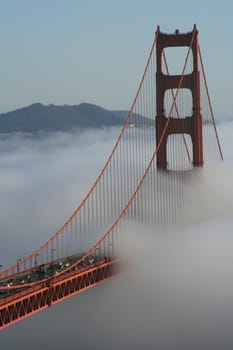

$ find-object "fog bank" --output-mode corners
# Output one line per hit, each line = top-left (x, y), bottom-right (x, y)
(1, 121), (233, 349)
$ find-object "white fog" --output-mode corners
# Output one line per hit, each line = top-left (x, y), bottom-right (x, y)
(1, 120), (233, 349)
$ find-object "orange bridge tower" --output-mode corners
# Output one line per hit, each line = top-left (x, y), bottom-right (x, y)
(156, 25), (203, 169)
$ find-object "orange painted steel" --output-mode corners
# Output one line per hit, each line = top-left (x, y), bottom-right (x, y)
(0, 26), (223, 331)
(156, 25), (203, 169)
(0, 259), (121, 330)
(0, 27), (196, 330)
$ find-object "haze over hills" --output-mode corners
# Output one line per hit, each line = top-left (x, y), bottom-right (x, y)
(0, 103), (128, 134)
(1, 102), (225, 136)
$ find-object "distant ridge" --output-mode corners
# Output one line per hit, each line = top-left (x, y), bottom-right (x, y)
(0, 103), (127, 134)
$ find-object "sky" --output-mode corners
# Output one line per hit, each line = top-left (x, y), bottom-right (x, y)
(0, 0), (232, 119)
(0, 1), (232, 346)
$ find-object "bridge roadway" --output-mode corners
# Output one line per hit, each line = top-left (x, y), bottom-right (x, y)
(0, 255), (121, 330)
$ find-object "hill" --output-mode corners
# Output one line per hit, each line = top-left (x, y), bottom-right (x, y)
(0, 103), (126, 134)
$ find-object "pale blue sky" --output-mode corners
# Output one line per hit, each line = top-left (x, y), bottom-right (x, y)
(0, 0), (232, 119)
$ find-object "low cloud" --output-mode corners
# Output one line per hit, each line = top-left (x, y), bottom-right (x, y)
(1, 121), (233, 349)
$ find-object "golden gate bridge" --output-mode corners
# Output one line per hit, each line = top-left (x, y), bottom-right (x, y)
(0, 25), (223, 330)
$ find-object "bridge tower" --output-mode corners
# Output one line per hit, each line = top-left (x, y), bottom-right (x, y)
(156, 25), (203, 169)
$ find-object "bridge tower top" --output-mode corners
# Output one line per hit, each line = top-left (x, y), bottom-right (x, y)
(155, 25), (203, 169)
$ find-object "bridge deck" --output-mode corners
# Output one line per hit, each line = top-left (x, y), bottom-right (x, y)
(0, 259), (121, 330)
